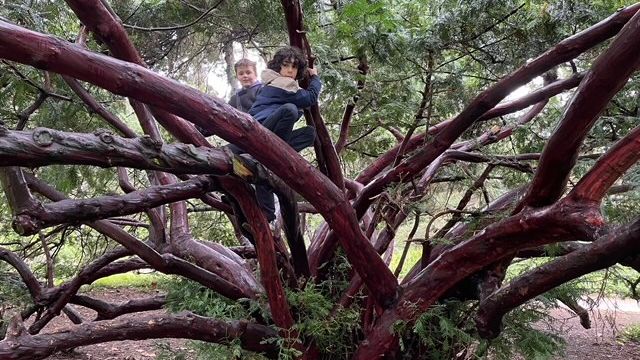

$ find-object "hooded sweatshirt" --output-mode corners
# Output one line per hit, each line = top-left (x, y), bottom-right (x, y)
(249, 69), (322, 123)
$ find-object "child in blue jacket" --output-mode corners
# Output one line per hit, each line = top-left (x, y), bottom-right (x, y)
(249, 46), (319, 151)
(248, 46), (320, 222)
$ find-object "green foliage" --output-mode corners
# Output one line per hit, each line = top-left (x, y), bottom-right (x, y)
(390, 299), (564, 360)
(162, 277), (271, 359)
(0, 270), (31, 338)
(617, 324), (640, 344)
(287, 281), (363, 358)
(155, 342), (191, 360)
(163, 277), (254, 320)
(405, 301), (476, 359)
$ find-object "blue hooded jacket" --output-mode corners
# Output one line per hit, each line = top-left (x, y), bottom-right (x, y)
(249, 69), (322, 123)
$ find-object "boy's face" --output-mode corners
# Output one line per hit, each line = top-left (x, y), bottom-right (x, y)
(236, 65), (257, 88)
(279, 58), (298, 79)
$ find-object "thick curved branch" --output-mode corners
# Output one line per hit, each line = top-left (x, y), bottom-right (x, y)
(221, 178), (295, 330)
(26, 174), (254, 302)
(71, 293), (166, 321)
(355, 4), (640, 218)
(0, 247), (41, 299)
(569, 124), (640, 202)
(476, 217), (640, 339)
(65, 0), (210, 147)
(14, 176), (215, 236)
(0, 312), (279, 360)
(354, 201), (605, 358)
(0, 18), (397, 307)
(0, 127), (231, 176)
(520, 9), (640, 209)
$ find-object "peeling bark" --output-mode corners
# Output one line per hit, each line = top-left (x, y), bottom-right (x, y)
(0, 312), (279, 360)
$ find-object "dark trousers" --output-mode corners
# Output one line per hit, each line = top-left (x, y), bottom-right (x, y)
(230, 104), (316, 221)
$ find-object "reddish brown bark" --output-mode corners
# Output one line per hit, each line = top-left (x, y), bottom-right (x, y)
(569, 124), (640, 202)
(14, 176), (216, 236)
(519, 9), (640, 209)
(222, 178), (295, 329)
(65, 0), (210, 148)
(354, 3), (640, 218)
(353, 72), (582, 186)
(280, 0), (346, 192)
(0, 128), (232, 176)
(26, 174), (254, 301)
(0, 19), (398, 308)
(0, 312), (279, 360)
(476, 218), (640, 338)
(71, 294), (166, 321)
(1, 2), (639, 358)
(354, 201), (605, 358)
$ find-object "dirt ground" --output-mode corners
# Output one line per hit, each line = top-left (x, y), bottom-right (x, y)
(549, 299), (640, 360)
(42, 288), (193, 360)
(39, 289), (640, 360)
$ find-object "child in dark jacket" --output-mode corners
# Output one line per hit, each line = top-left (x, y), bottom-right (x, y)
(228, 58), (261, 113)
(247, 46), (320, 222)
(249, 46), (319, 152)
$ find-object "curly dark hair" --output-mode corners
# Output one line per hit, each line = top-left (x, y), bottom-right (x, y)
(267, 46), (307, 80)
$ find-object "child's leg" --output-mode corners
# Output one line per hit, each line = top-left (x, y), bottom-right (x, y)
(261, 103), (298, 142)
(288, 126), (316, 152)
(226, 143), (245, 154)
(255, 184), (276, 222)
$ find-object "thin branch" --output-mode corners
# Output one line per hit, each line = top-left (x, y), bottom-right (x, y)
(124, 0), (224, 32)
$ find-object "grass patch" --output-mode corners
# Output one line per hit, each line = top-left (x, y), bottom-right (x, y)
(389, 242), (422, 279)
(89, 272), (167, 289)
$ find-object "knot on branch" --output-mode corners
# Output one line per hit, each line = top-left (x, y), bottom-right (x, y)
(185, 144), (202, 158)
(94, 129), (115, 144)
(32, 128), (54, 147)
(12, 213), (41, 236)
(140, 135), (163, 151)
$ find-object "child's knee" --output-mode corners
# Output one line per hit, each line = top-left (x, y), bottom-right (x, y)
(303, 125), (316, 138)
(282, 103), (297, 116)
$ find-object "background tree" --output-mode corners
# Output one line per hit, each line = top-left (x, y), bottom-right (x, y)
(0, 0), (639, 359)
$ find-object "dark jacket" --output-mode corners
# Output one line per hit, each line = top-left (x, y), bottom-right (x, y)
(228, 82), (262, 113)
(249, 69), (322, 123)
(199, 82), (261, 136)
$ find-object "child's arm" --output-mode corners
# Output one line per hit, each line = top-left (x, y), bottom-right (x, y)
(292, 70), (322, 108)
